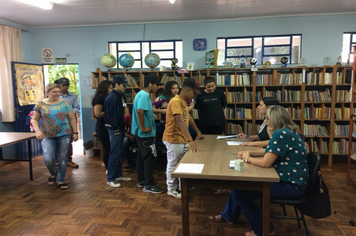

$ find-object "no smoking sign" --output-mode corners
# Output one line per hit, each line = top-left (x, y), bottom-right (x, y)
(42, 48), (53, 63)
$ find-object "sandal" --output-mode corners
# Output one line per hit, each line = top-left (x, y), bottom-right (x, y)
(57, 182), (68, 190)
(208, 215), (233, 224)
(48, 176), (56, 186)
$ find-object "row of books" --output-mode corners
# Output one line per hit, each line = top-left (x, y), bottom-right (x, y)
(126, 74), (139, 87)
(337, 107), (356, 120)
(256, 73), (303, 85)
(333, 123), (356, 136)
(304, 106), (331, 119)
(263, 89), (302, 102)
(160, 74), (182, 86)
(305, 89), (331, 102)
(335, 90), (351, 102)
(304, 139), (329, 153)
(303, 124), (329, 136)
(227, 91), (252, 103)
(224, 108), (252, 119)
(226, 123), (244, 135)
(216, 73), (251, 86)
(336, 71), (352, 84)
(332, 139), (356, 154)
(306, 72), (332, 85)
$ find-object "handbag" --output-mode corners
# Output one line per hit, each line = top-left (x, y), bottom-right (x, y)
(297, 170), (331, 219)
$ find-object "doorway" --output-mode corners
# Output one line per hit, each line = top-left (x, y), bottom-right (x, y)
(43, 64), (83, 154)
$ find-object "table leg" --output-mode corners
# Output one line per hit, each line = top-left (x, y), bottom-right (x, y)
(181, 178), (190, 236)
(28, 139), (33, 180)
(262, 182), (270, 235)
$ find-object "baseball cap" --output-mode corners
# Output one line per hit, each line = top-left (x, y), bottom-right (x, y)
(112, 74), (130, 87)
(144, 74), (163, 85)
(183, 78), (201, 94)
(57, 77), (70, 85)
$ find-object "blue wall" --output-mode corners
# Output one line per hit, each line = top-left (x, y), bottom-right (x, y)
(0, 111), (17, 158)
(10, 14), (356, 142)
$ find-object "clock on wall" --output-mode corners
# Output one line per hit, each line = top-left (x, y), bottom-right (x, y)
(193, 38), (207, 51)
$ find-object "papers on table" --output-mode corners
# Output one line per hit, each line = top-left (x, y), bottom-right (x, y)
(227, 141), (245, 145)
(175, 163), (204, 174)
(217, 135), (238, 139)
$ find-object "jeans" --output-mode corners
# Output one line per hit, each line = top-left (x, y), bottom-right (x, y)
(163, 141), (189, 191)
(42, 134), (71, 183)
(107, 129), (125, 182)
(122, 136), (136, 166)
(96, 124), (110, 169)
(136, 136), (157, 186)
(221, 182), (304, 236)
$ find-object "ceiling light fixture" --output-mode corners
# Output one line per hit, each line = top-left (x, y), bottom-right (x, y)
(22, 0), (54, 10)
(169, 0), (176, 4)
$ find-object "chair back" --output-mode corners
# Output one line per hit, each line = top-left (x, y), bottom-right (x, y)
(305, 152), (321, 199)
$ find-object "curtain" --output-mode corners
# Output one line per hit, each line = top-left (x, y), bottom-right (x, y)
(0, 25), (23, 122)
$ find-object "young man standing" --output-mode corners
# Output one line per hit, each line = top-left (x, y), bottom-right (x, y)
(131, 74), (164, 194)
(56, 77), (80, 168)
(163, 78), (204, 199)
(104, 75), (132, 188)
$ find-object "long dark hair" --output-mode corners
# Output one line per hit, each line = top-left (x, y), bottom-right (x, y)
(162, 80), (179, 98)
(91, 80), (112, 106)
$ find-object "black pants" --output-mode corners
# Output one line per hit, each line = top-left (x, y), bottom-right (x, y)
(199, 124), (225, 135)
(136, 136), (157, 186)
(95, 124), (110, 170)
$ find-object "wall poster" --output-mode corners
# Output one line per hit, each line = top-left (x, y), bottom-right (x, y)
(14, 63), (44, 106)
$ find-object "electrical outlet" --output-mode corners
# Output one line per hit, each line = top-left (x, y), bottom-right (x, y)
(323, 57), (331, 65)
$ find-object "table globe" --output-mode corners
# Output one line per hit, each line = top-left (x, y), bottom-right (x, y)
(119, 53), (135, 70)
(144, 53), (160, 70)
(101, 54), (116, 70)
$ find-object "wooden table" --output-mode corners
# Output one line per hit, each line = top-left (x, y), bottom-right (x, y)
(0, 132), (37, 180)
(171, 135), (280, 236)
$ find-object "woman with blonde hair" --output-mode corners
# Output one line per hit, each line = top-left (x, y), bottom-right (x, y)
(209, 105), (308, 236)
(31, 83), (78, 190)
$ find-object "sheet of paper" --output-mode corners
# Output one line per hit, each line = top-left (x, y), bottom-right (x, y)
(175, 163), (204, 174)
(217, 135), (237, 139)
(227, 141), (245, 145)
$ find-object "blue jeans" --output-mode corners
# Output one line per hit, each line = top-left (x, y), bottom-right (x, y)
(221, 182), (304, 236)
(122, 136), (136, 166)
(42, 134), (71, 183)
(107, 129), (125, 182)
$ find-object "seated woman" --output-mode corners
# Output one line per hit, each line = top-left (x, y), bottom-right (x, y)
(209, 105), (309, 236)
(238, 97), (279, 147)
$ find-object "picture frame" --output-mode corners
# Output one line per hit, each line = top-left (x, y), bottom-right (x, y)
(187, 62), (194, 70)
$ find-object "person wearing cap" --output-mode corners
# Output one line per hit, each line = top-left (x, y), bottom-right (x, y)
(131, 74), (164, 194)
(162, 78), (204, 199)
(55, 77), (81, 168)
(195, 76), (227, 135)
(104, 75), (132, 188)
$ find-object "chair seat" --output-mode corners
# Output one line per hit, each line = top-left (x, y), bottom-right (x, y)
(271, 195), (307, 205)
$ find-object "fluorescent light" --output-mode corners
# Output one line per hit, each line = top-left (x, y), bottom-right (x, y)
(169, 0), (176, 4)
(21, 0), (54, 10)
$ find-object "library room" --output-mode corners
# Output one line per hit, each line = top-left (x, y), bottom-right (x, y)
(1, 0), (356, 235)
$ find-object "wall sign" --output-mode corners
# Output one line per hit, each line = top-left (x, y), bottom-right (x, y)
(42, 48), (53, 63)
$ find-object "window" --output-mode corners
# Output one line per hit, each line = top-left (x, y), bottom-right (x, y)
(342, 32), (356, 63)
(108, 40), (183, 69)
(217, 34), (302, 66)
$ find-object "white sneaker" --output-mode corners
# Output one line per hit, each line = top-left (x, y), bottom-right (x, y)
(116, 176), (132, 182)
(105, 170), (108, 175)
(107, 181), (121, 188)
(167, 189), (181, 199)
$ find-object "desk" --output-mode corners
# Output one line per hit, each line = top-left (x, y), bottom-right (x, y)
(0, 132), (37, 180)
(171, 135), (280, 236)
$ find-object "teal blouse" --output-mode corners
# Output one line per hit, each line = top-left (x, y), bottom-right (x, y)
(265, 128), (309, 191)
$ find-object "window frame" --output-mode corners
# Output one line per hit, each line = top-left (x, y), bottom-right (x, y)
(343, 32), (356, 61)
(108, 40), (182, 69)
(217, 34), (302, 65)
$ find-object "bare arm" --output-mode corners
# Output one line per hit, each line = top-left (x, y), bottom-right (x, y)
(188, 114), (203, 140)
(137, 109), (151, 133)
(31, 111), (44, 141)
(187, 101), (195, 112)
(237, 133), (260, 141)
(93, 104), (104, 118)
(239, 151), (278, 168)
(175, 114), (197, 152)
(152, 107), (167, 114)
(68, 110), (79, 141)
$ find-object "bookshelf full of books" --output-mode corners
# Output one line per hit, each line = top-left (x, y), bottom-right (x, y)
(92, 65), (354, 165)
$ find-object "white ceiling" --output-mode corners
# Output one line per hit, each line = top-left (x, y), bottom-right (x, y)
(1, 0), (356, 28)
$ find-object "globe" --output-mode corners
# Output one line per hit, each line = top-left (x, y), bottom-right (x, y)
(101, 54), (116, 70)
(119, 53), (135, 70)
(144, 53), (160, 70)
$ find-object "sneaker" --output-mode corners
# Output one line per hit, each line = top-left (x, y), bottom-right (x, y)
(167, 189), (181, 199)
(143, 185), (164, 194)
(67, 160), (79, 168)
(137, 181), (157, 188)
(124, 164), (136, 170)
(107, 180), (121, 188)
(115, 176), (132, 182)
